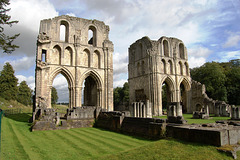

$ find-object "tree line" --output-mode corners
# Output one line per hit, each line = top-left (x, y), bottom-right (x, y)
(0, 62), (58, 106)
(191, 59), (240, 105)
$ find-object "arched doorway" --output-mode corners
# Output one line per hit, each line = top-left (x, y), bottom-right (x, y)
(179, 78), (191, 113)
(52, 74), (69, 108)
(80, 72), (102, 107)
(161, 77), (175, 114)
(82, 76), (98, 106)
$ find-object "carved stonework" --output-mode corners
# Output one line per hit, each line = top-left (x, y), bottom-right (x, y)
(33, 15), (114, 121)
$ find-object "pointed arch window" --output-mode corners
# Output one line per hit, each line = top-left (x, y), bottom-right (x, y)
(179, 43), (184, 59)
(60, 21), (69, 42)
(88, 26), (97, 46)
(163, 40), (169, 57)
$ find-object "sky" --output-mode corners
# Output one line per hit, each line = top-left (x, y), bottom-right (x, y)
(0, 0), (240, 102)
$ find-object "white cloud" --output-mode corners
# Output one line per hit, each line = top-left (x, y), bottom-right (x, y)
(3, 0), (58, 57)
(217, 50), (240, 62)
(52, 74), (69, 102)
(113, 52), (128, 75)
(113, 79), (128, 88)
(188, 57), (206, 68)
(4, 57), (35, 72)
(223, 34), (240, 48)
(188, 45), (212, 58)
(9, 0), (58, 32)
(16, 75), (35, 90)
(187, 45), (212, 68)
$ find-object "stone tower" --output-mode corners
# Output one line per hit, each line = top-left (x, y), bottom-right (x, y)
(128, 36), (191, 116)
(34, 15), (113, 111)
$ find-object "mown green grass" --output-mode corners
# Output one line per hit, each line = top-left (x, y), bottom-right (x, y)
(1, 113), (151, 160)
(156, 114), (231, 124)
(1, 113), (238, 160)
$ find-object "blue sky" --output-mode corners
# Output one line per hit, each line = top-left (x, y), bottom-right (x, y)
(0, 0), (240, 102)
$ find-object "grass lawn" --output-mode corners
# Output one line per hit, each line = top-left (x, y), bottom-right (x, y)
(1, 113), (238, 160)
(156, 114), (231, 124)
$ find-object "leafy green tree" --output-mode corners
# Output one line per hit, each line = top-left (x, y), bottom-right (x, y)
(225, 61), (240, 105)
(0, 0), (19, 53)
(51, 87), (58, 105)
(114, 87), (121, 107)
(0, 62), (18, 100)
(191, 62), (227, 102)
(17, 81), (32, 106)
(122, 82), (129, 104)
(113, 82), (129, 108)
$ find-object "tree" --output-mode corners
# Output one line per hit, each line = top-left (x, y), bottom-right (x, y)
(51, 87), (58, 105)
(113, 82), (129, 108)
(0, 62), (18, 100)
(0, 0), (19, 53)
(17, 81), (32, 106)
(225, 60), (240, 105)
(191, 62), (227, 102)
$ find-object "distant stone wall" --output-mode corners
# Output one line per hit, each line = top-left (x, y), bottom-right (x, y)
(95, 111), (240, 146)
(191, 80), (230, 116)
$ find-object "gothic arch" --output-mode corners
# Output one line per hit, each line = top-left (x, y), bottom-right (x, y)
(49, 67), (75, 108)
(49, 67), (74, 88)
(79, 70), (103, 90)
(179, 61), (183, 75)
(64, 46), (73, 66)
(52, 45), (61, 65)
(179, 77), (191, 91)
(161, 76), (176, 104)
(168, 60), (173, 74)
(93, 50), (100, 68)
(82, 48), (90, 67)
(79, 70), (103, 107)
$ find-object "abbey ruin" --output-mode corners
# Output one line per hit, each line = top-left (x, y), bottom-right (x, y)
(34, 15), (113, 115)
(31, 16), (240, 153)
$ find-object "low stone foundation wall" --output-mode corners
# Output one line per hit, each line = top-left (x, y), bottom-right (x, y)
(94, 111), (167, 139)
(95, 112), (240, 146)
(32, 107), (100, 131)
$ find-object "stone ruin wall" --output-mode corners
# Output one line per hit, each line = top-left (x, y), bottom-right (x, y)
(34, 15), (114, 115)
(128, 36), (191, 116)
(191, 80), (230, 116)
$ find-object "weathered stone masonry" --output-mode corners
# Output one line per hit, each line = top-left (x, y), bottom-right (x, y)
(34, 15), (114, 119)
(128, 36), (191, 116)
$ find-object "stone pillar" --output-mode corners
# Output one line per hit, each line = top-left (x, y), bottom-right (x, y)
(237, 107), (240, 119)
(146, 100), (152, 118)
(139, 102), (143, 117)
(176, 102), (182, 117)
(231, 106), (236, 119)
(143, 103), (146, 118)
(76, 87), (81, 107)
(133, 103), (136, 117)
(136, 102), (139, 117)
(206, 105), (209, 116)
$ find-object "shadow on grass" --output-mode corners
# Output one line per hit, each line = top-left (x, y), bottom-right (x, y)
(4, 113), (32, 123)
(93, 127), (156, 142)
